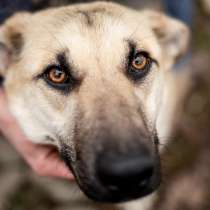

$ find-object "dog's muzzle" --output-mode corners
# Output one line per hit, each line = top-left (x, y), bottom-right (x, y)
(60, 142), (160, 203)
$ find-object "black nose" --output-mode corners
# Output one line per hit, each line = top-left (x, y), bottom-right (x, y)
(96, 150), (155, 193)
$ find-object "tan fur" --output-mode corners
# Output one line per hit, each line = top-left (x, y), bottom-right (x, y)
(0, 2), (189, 210)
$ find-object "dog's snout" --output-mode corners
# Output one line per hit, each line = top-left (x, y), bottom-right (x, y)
(96, 149), (155, 195)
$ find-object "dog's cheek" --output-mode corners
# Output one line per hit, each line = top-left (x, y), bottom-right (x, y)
(155, 76), (177, 149)
(147, 73), (165, 124)
(9, 97), (57, 144)
(6, 90), (56, 145)
(134, 71), (164, 134)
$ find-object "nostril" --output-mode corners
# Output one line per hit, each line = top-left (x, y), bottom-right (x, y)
(97, 152), (155, 191)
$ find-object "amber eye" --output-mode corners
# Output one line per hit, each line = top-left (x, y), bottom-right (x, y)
(131, 53), (148, 71)
(127, 51), (153, 81)
(41, 63), (79, 93)
(47, 67), (68, 84)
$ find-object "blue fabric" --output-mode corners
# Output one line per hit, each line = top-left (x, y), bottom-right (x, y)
(163, 0), (193, 28)
(163, 0), (193, 70)
(0, 0), (32, 24)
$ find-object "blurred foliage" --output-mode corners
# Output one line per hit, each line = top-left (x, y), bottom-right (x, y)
(5, 180), (57, 210)
(156, 2), (210, 207)
(193, 1), (210, 51)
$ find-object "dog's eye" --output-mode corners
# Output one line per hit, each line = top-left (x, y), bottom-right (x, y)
(47, 67), (68, 84)
(131, 53), (148, 70)
(128, 52), (152, 80)
(42, 65), (75, 92)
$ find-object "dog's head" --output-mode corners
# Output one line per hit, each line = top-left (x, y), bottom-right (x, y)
(0, 2), (189, 203)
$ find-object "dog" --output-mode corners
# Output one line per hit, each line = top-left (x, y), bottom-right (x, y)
(0, 1), (189, 209)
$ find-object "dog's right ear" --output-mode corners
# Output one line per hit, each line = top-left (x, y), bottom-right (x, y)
(0, 13), (30, 83)
(142, 10), (190, 66)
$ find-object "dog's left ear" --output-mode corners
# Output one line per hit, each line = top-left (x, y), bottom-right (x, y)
(143, 10), (190, 63)
(0, 13), (30, 81)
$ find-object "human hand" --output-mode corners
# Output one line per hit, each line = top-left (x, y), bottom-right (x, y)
(0, 89), (74, 180)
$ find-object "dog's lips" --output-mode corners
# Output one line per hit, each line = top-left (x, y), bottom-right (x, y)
(78, 177), (160, 203)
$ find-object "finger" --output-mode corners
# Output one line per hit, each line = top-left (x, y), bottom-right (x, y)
(42, 148), (74, 180)
(45, 158), (74, 180)
(30, 148), (74, 180)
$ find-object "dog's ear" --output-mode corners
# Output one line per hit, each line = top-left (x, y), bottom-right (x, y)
(0, 13), (30, 81)
(144, 10), (190, 63)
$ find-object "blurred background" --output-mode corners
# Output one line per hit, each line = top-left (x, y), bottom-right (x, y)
(0, 0), (210, 210)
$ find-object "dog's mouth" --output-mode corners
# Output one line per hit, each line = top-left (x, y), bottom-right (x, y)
(78, 168), (161, 203)
(60, 144), (161, 203)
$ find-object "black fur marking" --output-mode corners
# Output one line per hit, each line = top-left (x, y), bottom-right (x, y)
(76, 10), (94, 26)
(56, 52), (70, 72)
(153, 132), (160, 145)
(60, 143), (76, 170)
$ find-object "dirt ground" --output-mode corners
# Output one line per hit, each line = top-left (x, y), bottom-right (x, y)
(0, 0), (210, 210)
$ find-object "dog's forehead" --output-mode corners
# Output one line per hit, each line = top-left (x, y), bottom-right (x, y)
(21, 4), (161, 76)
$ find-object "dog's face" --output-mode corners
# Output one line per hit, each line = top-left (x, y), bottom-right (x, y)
(0, 2), (189, 203)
